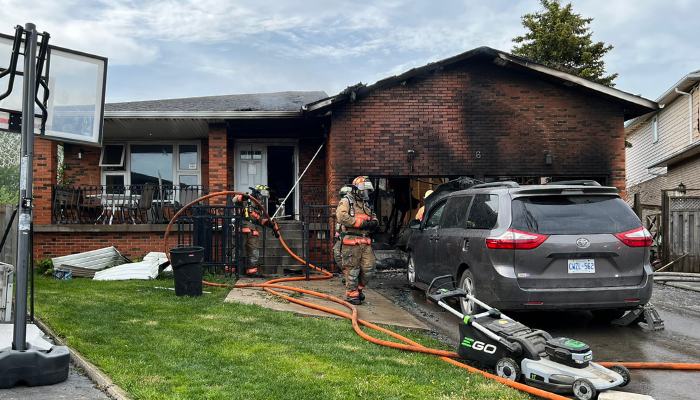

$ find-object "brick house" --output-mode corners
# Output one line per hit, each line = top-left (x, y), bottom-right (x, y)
(33, 46), (657, 268)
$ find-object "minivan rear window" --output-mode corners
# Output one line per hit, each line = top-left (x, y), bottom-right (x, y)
(511, 195), (640, 235)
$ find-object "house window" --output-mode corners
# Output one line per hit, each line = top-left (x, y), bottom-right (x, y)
(100, 142), (201, 189)
(652, 116), (658, 143)
(99, 144), (125, 167)
(240, 150), (262, 160)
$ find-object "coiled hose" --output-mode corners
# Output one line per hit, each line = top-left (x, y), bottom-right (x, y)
(164, 191), (700, 399)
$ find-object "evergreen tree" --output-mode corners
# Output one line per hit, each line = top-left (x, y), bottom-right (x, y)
(512, 0), (618, 87)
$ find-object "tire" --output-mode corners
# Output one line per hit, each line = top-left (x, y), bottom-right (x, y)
(609, 364), (631, 387)
(406, 253), (417, 288)
(572, 378), (597, 400)
(496, 358), (520, 382)
(458, 269), (480, 315)
(591, 309), (626, 322)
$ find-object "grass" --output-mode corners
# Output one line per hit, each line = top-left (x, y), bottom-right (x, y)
(33, 275), (532, 400)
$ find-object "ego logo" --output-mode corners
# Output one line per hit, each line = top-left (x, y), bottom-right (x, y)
(461, 337), (497, 354)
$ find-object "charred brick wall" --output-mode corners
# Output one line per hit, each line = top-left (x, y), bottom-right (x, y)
(34, 230), (181, 261)
(327, 60), (627, 201)
(299, 137), (328, 204)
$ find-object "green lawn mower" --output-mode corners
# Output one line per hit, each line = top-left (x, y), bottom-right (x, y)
(427, 275), (632, 400)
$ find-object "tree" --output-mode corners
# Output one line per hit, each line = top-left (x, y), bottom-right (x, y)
(512, 0), (618, 87)
(0, 131), (20, 204)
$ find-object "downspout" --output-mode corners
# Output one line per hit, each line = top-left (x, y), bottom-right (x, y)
(674, 87), (693, 144)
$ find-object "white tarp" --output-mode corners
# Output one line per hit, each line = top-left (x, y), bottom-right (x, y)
(93, 252), (169, 281)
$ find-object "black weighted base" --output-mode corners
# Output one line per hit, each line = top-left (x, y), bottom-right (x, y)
(0, 346), (70, 388)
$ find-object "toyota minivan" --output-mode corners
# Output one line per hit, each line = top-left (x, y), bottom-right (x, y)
(406, 181), (653, 318)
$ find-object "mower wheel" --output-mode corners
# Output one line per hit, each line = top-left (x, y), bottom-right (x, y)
(459, 269), (481, 315)
(406, 254), (416, 288)
(572, 378), (597, 400)
(496, 358), (520, 382)
(610, 364), (631, 387)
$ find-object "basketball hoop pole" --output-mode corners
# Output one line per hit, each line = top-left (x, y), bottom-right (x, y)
(0, 23), (69, 390)
(13, 22), (38, 352)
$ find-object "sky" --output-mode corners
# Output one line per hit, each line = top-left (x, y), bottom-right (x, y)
(0, 0), (698, 104)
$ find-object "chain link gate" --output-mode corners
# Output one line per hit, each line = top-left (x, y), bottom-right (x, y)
(175, 203), (245, 278)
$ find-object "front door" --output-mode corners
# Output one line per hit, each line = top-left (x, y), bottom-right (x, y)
(234, 144), (267, 194)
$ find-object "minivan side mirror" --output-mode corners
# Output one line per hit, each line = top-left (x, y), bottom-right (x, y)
(408, 219), (421, 229)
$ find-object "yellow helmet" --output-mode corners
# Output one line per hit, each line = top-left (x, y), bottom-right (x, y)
(424, 190), (434, 199)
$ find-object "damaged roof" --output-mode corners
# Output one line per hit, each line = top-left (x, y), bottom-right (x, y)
(105, 91), (328, 118)
(304, 46), (658, 121)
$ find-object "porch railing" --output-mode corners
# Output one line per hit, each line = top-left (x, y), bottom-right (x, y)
(51, 184), (210, 224)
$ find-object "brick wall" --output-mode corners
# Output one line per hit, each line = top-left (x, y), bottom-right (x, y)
(327, 61), (627, 200)
(299, 137), (328, 204)
(207, 123), (228, 204)
(33, 138), (58, 225)
(34, 230), (182, 261)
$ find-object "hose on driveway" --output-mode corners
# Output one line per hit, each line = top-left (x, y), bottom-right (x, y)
(164, 191), (700, 400)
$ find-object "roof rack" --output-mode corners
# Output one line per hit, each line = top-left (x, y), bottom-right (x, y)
(471, 181), (521, 189)
(545, 180), (601, 186)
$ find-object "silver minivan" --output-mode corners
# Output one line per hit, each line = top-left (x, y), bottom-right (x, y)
(406, 181), (653, 318)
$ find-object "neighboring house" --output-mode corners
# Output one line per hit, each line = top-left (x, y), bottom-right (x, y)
(626, 71), (700, 205)
(32, 46), (657, 268)
(625, 71), (700, 270)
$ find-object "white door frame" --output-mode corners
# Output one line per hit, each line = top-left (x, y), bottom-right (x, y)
(233, 139), (299, 220)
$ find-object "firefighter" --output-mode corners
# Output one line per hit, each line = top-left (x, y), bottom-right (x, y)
(232, 185), (276, 277)
(415, 189), (433, 221)
(333, 185), (353, 278)
(336, 176), (378, 305)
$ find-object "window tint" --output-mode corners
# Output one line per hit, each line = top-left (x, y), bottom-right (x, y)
(425, 200), (447, 228)
(467, 194), (499, 229)
(441, 196), (473, 228)
(511, 195), (640, 235)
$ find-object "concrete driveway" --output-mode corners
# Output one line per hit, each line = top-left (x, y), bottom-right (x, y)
(372, 270), (700, 400)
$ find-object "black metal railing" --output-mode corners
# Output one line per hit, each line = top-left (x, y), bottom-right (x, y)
(175, 203), (243, 277)
(302, 203), (338, 274)
(51, 184), (209, 224)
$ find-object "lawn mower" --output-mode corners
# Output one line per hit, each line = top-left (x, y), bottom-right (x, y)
(427, 275), (631, 400)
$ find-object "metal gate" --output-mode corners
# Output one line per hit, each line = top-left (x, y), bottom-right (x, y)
(664, 192), (700, 272)
(301, 203), (338, 275)
(175, 203), (244, 278)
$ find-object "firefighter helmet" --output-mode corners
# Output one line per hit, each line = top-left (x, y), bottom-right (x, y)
(253, 184), (270, 198)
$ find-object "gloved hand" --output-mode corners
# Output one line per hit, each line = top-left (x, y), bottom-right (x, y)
(360, 219), (379, 231)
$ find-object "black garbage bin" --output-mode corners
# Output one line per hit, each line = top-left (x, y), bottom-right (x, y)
(169, 246), (204, 296)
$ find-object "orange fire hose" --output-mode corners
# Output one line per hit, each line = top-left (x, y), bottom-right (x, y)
(164, 191), (700, 400)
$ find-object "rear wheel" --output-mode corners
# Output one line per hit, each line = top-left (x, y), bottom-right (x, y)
(572, 378), (597, 400)
(609, 364), (631, 387)
(407, 253), (417, 288)
(459, 269), (480, 315)
(591, 309), (626, 321)
(496, 358), (520, 382)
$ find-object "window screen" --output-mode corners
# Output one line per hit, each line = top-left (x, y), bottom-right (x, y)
(425, 200), (447, 228)
(441, 196), (473, 228)
(467, 194), (499, 229)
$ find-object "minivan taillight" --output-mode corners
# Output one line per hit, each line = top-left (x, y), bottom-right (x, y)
(486, 229), (549, 250)
(615, 227), (652, 247)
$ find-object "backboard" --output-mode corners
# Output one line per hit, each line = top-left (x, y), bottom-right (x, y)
(0, 31), (107, 146)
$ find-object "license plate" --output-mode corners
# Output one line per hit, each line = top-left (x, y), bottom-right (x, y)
(568, 259), (595, 274)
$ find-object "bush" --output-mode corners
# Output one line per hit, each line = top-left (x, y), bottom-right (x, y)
(34, 258), (54, 275)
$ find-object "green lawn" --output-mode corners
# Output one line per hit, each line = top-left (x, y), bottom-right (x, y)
(33, 275), (532, 400)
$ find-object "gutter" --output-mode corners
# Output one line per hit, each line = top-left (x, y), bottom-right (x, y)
(674, 87), (694, 144)
(104, 111), (303, 119)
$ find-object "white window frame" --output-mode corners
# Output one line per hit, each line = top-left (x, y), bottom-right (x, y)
(100, 141), (201, 188)
(99, 144), (125, 167)
(652, 115), (658, 143)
